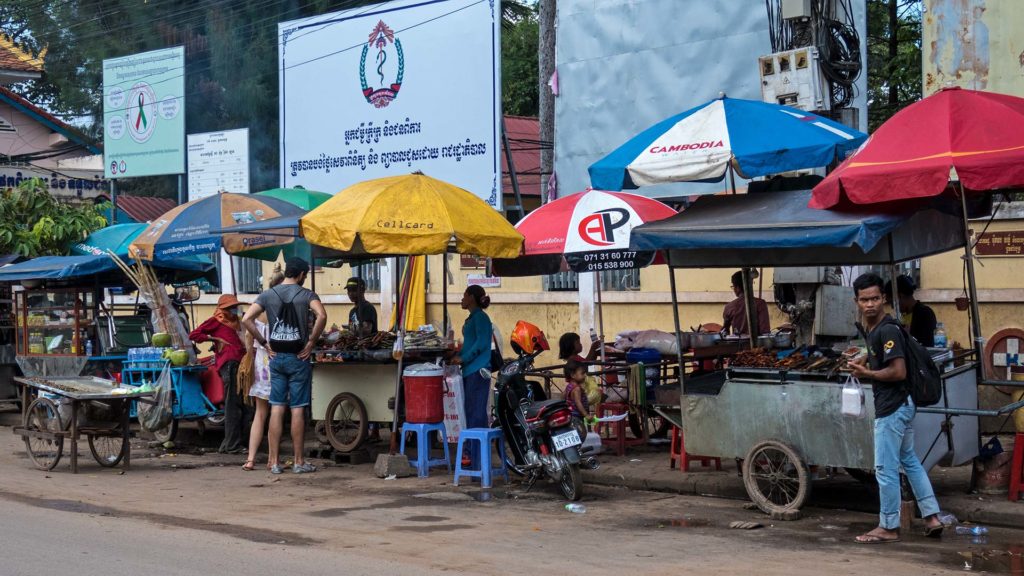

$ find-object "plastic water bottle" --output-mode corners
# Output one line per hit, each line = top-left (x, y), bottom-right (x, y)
(85, 339), (93, 356)
(565, 503), (587, 514)
(934, 323), (948, 348)
(589, 328), (598, 344)
(954, 525), (988, 536)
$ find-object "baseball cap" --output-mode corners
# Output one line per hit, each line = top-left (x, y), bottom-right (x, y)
(345, 277), (366, 290)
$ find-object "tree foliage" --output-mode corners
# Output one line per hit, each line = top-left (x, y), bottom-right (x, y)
(866, 0), (922, 132)
(502, 2), (539, 117)
(0, 179), (108, 257)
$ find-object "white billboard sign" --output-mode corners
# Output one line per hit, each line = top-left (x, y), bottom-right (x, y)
(187, 129), (250, 200)
(278, 0), (502, 208)
(103, 46), (185, 178)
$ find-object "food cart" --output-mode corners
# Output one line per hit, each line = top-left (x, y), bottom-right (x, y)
(311, 329), (447, 452)
(630, 189), (984, 514)
(12, 371), (151, 473)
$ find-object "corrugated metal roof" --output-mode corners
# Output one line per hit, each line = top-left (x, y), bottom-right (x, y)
(502, 115), (543, 197)
(0, 35), (43, 74)
(115, 195), (176, 223)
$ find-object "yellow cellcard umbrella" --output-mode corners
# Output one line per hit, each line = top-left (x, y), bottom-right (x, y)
(299, 173), (523, 258)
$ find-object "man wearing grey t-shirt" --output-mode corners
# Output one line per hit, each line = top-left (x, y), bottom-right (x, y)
(243, 257), (327, 474)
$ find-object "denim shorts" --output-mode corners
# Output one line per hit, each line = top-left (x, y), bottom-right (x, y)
(269, 353), (312, 408)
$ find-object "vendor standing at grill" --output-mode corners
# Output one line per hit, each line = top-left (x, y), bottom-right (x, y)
(885, 275), (936, 347)
(345, 277), (378, 336)
(722, 270), (771, 336)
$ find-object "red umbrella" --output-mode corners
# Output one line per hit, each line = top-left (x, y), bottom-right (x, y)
(493, 189), (677, 276)
(810, 87), (1024, 209)
(492, 189), (677, 344)
(809, 87), (1024, 369)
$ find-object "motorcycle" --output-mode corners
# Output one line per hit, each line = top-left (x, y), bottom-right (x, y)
(491, 322), (597, 501)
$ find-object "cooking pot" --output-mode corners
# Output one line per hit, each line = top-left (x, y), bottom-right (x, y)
(773, 331), (795, 349)
(675, 332), (692, 350)
(756, 335), (775, 349)
(691, 332), (721, 349)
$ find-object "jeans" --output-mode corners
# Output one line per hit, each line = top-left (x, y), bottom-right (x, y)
(269, 353), (312, 408)
(874, 397), (940, 530)
(463, 368), (491, 429)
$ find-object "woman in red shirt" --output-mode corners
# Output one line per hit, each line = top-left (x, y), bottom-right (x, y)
(190, 294), (248, 454)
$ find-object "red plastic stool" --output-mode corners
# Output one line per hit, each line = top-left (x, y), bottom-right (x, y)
(596, 402), (645, 457)
(669, 425), (721, 472)
(1010, 432), (1024, 502)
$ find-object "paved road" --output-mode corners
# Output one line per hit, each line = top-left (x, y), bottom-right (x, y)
(0, 423), (1021, 575)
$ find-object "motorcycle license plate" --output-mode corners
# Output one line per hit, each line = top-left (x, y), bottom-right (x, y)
(552, 429), (582, 450)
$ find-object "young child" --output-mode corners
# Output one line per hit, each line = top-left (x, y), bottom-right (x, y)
(563, 359), (594, 421)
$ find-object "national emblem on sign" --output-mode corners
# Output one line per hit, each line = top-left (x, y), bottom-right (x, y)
(359, 20), (404, 109)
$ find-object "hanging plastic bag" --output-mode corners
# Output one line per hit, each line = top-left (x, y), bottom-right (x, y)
(442, 364), (466, 443)
(841, 374), (865, 418)
(138, 365), (174, 432)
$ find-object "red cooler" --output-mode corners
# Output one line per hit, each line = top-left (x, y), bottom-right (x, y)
(403, 364), (445, 423)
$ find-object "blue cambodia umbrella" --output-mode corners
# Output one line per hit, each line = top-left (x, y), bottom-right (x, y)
(588, 95), (868, 191)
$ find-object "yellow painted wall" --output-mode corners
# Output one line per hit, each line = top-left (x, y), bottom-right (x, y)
(923, 0), (1024, 96)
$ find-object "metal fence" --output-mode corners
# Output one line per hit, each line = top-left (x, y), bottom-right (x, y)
(543, 269), (640, 292)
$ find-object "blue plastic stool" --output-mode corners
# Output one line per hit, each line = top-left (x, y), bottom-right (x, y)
(400, 422), (451, 478)
(453, 428), (509, 488)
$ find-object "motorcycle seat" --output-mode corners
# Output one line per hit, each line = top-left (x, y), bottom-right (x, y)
(524, 398), (568, 420)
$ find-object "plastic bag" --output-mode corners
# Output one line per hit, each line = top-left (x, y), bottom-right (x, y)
(631, 330), (679, 355)
(841, 374), (865, 418)
(442, 365), (466, 444)
(138, 365), (174, 432)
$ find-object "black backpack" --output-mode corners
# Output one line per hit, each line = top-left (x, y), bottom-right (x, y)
(895, 321), (943, 407)
(862, 318), (942, 407)
(268, 287), (305, 354)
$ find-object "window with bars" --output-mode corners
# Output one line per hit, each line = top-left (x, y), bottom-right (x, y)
(353, 262), (382, 291)
(543, 269), (640, 292)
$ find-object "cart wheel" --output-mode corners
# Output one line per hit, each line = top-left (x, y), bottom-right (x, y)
(88, 434), (127, 467)
(151, 419), (178, 444)
(324, 392), (368, 453)
(204, 413), (225, 427)
(742, 439), (810, 515)
(314, 421), (330, 445)
(23, 397), (64, 471)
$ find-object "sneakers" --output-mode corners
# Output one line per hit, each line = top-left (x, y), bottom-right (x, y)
(293, 462), (317, 474)
(270, 464), (284, 475)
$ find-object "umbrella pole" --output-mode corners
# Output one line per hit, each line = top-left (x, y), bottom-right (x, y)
(728, 164), (737, 195)
(442, 255), (448, 340)
(228, 255), (237, 295)
(667, 257), (686, 414)
(742, 268), (757, 348)
(389, 257), (404, 455)
(957, 184), (985, 363)
(596, 272), (606, 365)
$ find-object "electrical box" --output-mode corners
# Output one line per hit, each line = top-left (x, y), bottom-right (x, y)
(759, 47), (829, 111)
(774, 267), (829, 284)
(813, 284), (857, 338)
(781, 0), (813, 20)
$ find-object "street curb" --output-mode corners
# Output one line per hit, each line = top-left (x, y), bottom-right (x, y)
(583, 464), (1024, 530)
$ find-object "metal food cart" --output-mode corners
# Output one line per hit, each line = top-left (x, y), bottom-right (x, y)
(311, 347), (447, 452)
(630, 190), (987, 514)
(12, 370), (152, 473)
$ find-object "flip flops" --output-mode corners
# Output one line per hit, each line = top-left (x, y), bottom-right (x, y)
(924, 525), (944, 538)
(855, 532), (901, 544)
(241, 461), (255, 471)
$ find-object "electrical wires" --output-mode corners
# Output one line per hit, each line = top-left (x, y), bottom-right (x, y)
(763, 0), (862, 110)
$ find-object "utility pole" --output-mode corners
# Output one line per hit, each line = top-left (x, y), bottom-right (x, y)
(538, 0), (556, 203)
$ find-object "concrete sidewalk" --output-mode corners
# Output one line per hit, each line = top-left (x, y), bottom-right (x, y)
(583, 441), (1024, 529)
